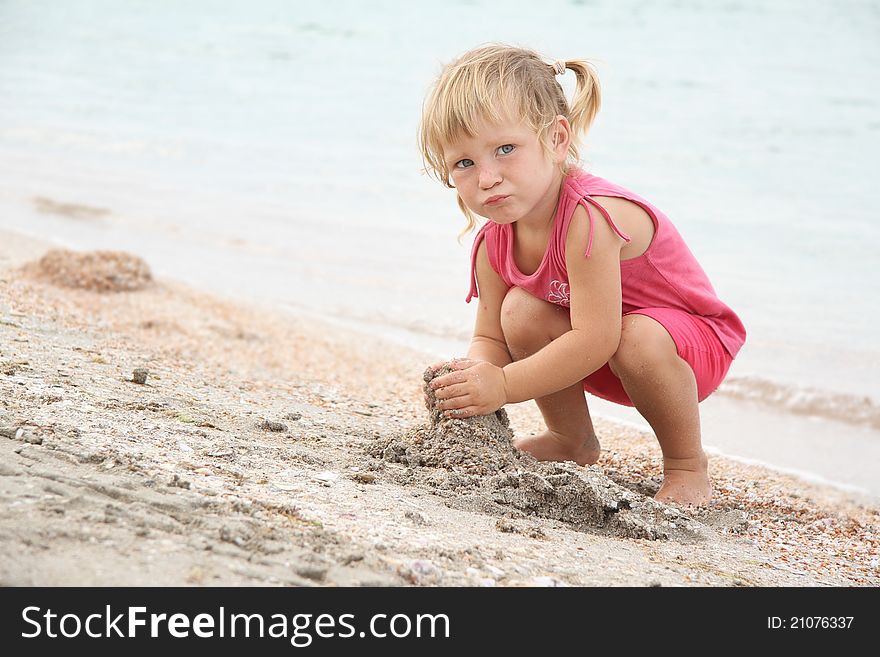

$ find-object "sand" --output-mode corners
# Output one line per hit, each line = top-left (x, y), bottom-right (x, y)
(372, 366), (712, 542)
(1, 229), (878, 586)
(21, 249), (152, 293)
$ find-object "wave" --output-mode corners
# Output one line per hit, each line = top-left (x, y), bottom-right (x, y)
(717, 375), (880, 431)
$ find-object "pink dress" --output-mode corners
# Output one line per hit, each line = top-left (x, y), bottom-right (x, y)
(465, 168), (746, 406)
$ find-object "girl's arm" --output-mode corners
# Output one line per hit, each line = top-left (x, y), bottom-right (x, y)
(502, 203), (623, 403)
(466, 240), (513, 368)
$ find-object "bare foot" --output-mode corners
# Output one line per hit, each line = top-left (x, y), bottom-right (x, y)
(654, 453), (712, 507)
(512, 429), (600, 466)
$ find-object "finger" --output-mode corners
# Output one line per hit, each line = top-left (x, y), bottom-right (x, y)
(430, 371), (466, 390)
(430, 357), (470, 371)
(437, 393), (472, 411)
(443, 405), (479, 419)
(434, 358), (467, 374)
(433, 382), (467, 401)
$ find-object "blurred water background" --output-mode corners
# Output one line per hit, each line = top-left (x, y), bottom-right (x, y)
(1, 0), (878, 495)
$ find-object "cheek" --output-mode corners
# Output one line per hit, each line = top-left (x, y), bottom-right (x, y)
(451, 174), (475, 196)
(527, 166), (555, 193)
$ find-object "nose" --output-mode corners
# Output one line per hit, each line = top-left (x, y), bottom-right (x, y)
(478, 163), (502, 190)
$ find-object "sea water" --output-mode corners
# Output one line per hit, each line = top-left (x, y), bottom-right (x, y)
(1, 0), (878, 495)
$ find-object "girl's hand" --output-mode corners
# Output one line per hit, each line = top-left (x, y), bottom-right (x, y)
(422, 358), (469, 407)
(429, 359), (508, 419)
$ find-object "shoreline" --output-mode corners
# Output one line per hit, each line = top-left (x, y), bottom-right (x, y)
(278, 284), (880, 502)
(1, 228), (878, 586)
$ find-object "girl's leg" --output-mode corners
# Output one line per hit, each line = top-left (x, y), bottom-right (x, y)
(500, 287), (600, 465)
(608, 313), (710, 506)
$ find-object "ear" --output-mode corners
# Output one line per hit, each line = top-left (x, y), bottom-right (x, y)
(552, 115), (572, 161)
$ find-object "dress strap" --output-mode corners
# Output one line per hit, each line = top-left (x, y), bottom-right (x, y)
(579, 195), (631, 257)
(465, 223), (492, 302)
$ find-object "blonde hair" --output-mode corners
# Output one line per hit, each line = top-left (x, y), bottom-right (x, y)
(418, 43), (602, 239)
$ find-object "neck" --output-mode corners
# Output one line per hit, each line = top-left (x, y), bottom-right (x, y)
(515, 169), (566, 236)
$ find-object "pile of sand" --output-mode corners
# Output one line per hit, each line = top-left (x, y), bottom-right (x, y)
(23, 249), (153, 292)
(370, 367), (523, 475)
(370, 367), (711, 542)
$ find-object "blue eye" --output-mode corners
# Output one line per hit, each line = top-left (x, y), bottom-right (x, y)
(455, 159), (474, 169)
(498, 144), (515, 155)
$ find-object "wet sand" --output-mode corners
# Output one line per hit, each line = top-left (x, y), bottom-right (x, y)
(1, 228), (878, 586)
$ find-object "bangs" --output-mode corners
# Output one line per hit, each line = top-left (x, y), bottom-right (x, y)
(434, 71), (523, 143)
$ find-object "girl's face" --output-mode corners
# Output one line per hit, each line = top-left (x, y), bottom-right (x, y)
(443, 114), (570, 230)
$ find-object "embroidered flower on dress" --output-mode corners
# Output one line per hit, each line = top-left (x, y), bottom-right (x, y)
(548, 280), (570, 307)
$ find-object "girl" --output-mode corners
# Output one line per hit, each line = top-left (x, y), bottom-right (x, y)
(418, 44), (746, 507)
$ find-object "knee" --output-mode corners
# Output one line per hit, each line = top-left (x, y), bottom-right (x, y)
(500, 287), (539, 343)
(500, 287), (558, 354)
(608, 315), (678, 379)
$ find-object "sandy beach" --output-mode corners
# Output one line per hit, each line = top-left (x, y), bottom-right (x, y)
(1, 228), (877, 587)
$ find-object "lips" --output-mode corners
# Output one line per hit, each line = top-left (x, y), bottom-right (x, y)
(484, 195), (509, 206)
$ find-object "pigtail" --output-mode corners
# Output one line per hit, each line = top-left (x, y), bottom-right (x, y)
(559, 59), (602, 162)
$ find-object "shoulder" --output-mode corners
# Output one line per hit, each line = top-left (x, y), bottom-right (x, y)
(469, 221), (496, 259)
(474, 234), (507, 288)
(563, 202), (625, 263)
(591, 195), (652, 225)
(590, 195), (655, 258)
(474, 235), (489, 264)
(467, 230), (508, 308)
